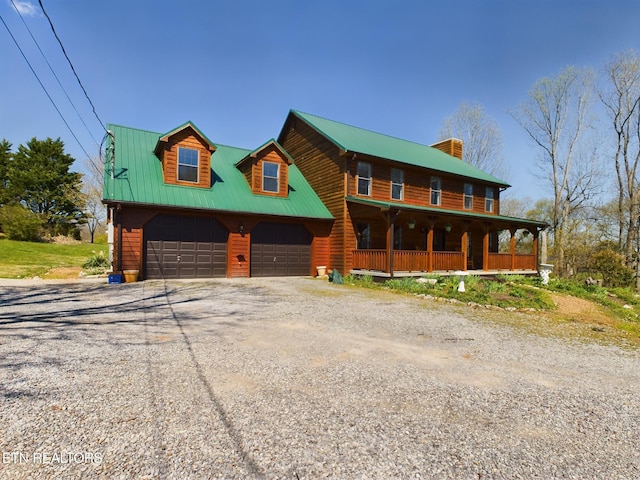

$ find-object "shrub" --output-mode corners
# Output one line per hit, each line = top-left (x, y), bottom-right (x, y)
(0, 205), (43, 241)
(589, 249), (633, 287)
(82, 251), (110, 270)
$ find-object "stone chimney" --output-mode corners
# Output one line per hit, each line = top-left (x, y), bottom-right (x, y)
(430, 138), (463, 160)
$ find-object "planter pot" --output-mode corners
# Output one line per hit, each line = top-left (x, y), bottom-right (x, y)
(123, 269), (139, 283)
(316, 266), (327, 277)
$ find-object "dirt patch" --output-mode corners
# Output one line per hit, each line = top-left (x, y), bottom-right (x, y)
(549, 293), (613, 325)
(42, 266), (83, 279)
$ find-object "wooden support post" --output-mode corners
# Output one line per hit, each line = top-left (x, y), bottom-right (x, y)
(533, 229), (539, 270)
(386, 210), (399, 277)
(461, 222), (469, 271)
(427, 228), (433, 272)
(483, 224), (490, 271)
(510, 227), (517, 271)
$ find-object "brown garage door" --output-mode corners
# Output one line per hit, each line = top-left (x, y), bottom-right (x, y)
(145, 214), (228, 279)
(251, 222), (312, 277)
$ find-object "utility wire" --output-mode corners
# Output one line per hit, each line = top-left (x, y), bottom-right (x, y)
(0, 12), (94, 163)
(38, 0), (107, 133)
(10, 0), (101, 151)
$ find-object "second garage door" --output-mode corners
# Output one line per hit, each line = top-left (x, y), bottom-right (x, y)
(145, 214), (228, 279)
(251, 222), (312, 277)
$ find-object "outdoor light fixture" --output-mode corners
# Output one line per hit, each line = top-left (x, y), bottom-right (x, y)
(522, 230), (530, 237)
(408, 219), (417, 230)
(239, 224), (244, 235)
(445, 223), (452, 232)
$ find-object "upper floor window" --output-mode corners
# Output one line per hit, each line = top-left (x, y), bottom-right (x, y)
(262, 161), (280, 193)
(430, 176), (441, 205)
(357, 161), (371, 196)
(178, 147), (198, 183)
(485, 186), (494, 212)
(391, 168), (404, 200)
(464, 183), (473, 210)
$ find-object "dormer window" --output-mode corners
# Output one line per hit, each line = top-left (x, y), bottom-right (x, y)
(263, 161), (280, 193)
(178, 147), (199, 183)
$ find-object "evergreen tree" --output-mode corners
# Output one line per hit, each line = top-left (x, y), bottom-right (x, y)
(7, 137), (84, 234)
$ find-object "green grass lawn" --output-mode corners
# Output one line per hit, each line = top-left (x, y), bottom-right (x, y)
(0, 239), (107, 278)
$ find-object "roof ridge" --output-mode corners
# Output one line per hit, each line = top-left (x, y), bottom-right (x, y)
(107, 123), (161, 136)
(213, 142), (252, 152)
(292, 109), (435, 150)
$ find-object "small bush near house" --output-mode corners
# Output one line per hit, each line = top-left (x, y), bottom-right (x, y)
(0, 205), (44, 241)
(82, 251), (110, 271)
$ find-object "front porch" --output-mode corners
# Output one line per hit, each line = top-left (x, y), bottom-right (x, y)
(350, 249), (538, 277)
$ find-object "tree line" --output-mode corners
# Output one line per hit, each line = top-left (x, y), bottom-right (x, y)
(440, 50), (640, 287)
(0, 137), (103, 242)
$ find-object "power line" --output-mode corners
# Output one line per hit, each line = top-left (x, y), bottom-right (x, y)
(9, 0), (101, 150)
(0, 12), (95, 163)
(38, 0), (107, 133)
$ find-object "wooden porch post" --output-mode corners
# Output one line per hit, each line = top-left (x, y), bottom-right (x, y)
(386, 210), (399, 278)
(510, 227), (517, 271)
(483, 223), (490, 271)
(426, 219), (434, 272)
(533, 229), (539, 270)
(461, 222), (469, 271)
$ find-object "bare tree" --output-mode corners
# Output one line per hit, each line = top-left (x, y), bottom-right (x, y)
(81, 157), (106, 243)
(599, 50), (640, 266)
(439, 101), (509, 180)
(510, 66), (603, 276)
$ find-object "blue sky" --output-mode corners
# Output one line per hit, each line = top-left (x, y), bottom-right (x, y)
(2, 0), (640, 202)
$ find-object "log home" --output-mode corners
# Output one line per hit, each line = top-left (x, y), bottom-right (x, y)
(278, 110), (546, 277)
(103, 112), (545, 280)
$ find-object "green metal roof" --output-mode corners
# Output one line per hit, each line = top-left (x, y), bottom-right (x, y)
(286, 110), (510, 187)
(346, 196), (547, 228)
(103, 124), (333, 220)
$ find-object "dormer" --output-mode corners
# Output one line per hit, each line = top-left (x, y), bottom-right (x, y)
(154, 121), (216, 188)
(236, 139), (293, 197)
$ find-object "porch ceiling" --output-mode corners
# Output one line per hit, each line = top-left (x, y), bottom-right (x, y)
(345, 196), (548, 230)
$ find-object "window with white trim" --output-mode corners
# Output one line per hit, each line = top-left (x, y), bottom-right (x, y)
(464, 183), (473, 210)
(178, 147), (199, 183)
(357, 161), (371, 196)
(391, 168), (404, 200)
(430, 176), (441, 205)
(262, 161), (280, 193)
(485, 186), (494, 212)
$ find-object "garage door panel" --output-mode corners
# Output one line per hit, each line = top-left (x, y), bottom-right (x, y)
(251, 222), (312, 277)
(144, 214), (228, 279)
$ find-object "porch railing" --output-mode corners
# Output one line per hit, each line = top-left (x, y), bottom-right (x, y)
(352, 249), (387, 271)
(353, 250), (537, 272)
(352, 249), (465, 272)
(487, 253), (537, 270)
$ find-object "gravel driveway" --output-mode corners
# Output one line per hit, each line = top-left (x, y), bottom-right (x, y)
(1, 277), (638, 479)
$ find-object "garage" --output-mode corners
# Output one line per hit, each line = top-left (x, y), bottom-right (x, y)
(251, 222), (312, 277)
(144, 214), (228, 279)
